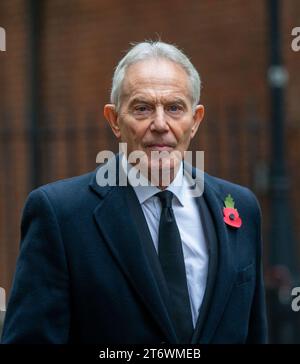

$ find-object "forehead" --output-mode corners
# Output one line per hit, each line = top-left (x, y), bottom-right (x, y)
(121, 59), (191, 102)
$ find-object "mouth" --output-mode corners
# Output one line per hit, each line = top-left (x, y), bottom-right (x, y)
(145, 144), (175, 152)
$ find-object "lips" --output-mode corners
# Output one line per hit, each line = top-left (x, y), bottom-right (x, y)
(145, 143), (175, 151)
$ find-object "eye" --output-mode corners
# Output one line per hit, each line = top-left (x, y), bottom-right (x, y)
(166, 104), (184, 113)
(133, 104), (152, 115)
(136, 105), (148, 112)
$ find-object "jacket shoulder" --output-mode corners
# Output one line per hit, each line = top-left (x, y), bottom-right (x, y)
(205, 172), (256, 198)
(25, 169), (98, 216)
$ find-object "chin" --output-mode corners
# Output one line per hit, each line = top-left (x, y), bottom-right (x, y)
(150, 158), (181, 178)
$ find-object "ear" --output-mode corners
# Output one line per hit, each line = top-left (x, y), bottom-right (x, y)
(103, 104), (121, 138)
(190, 104), (205, 139)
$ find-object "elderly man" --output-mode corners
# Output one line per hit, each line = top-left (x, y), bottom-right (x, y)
(1, 41), (267, 344)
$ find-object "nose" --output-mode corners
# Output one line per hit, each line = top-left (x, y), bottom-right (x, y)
(150, 106), (169, 133)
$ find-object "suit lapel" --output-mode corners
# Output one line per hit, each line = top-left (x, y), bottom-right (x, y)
(125, 186), (175, 318)
(191, 193), (219, 343)
(195, 175), (238, 343)
(90, 161), (178, 344)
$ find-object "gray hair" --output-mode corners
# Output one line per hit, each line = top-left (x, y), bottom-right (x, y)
(110, 41), (201, 111)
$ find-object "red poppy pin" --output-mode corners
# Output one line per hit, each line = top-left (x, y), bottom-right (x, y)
(223, 194), (242, 228)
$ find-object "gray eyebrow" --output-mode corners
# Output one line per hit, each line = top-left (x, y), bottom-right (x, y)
(129, 96), (188, 106)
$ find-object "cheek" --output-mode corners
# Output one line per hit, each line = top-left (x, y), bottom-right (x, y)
(121, 122), (146, 145)
(172, 121), (194, 143)
(131, 121), (151, 140)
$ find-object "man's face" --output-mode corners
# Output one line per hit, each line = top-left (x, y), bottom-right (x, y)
(104, 58), (204, 181)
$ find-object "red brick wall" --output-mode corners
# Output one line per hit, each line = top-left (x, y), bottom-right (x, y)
(0, 0), (30, 294)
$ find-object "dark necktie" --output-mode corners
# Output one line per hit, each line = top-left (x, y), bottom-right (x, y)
(156, 190), (194, 343)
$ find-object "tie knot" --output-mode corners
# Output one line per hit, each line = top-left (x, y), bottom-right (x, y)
(156, 190), (174, 208)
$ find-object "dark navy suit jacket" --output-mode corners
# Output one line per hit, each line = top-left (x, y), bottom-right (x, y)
(1, 156), (268, 344)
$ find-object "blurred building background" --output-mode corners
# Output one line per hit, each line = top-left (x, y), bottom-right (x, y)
(0, 0), (299, 343)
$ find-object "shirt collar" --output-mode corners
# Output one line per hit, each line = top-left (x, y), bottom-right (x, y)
(121, 153), (185, 207)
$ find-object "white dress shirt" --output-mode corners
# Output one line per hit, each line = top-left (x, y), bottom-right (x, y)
(122, 155), (209, 327)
